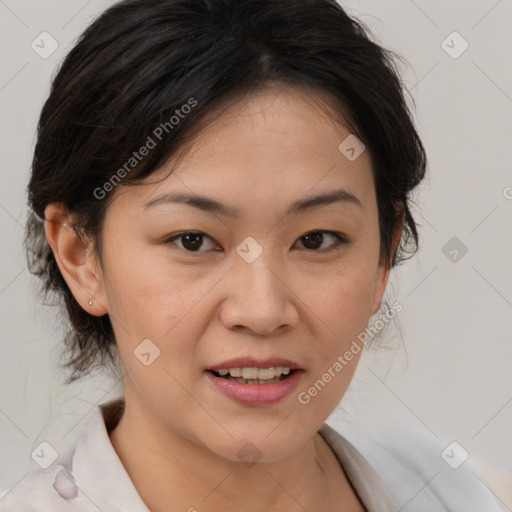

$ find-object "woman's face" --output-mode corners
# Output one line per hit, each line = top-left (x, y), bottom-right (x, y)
(94, 85), (395, 462)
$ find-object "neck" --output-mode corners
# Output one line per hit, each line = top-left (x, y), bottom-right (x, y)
(107, 393), (354, 511)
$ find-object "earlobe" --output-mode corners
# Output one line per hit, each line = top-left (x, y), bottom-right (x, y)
(44, 203), (108, 317)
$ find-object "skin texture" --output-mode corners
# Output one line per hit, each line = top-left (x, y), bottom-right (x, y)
(45, 84), (403, 511)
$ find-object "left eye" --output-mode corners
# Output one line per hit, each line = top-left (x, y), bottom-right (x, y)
(294, 231), (347, 252)
(164, 232), (218, 252)
(163, 230), (347, 253)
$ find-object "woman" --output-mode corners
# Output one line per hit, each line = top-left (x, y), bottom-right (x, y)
(0, 0), (504, 510)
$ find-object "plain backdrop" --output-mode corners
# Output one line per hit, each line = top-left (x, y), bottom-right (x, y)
(1, 0), (511, 508)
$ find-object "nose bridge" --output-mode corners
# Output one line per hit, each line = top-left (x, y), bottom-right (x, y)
(220, 245), (297, 334)
(232, 245), (284, 304)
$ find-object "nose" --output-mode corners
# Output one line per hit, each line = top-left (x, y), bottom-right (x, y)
(219, 255), (299, 336)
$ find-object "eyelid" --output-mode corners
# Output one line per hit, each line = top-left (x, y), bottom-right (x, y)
(163, 231), (218, 252)
(298, 231), (348, 252)
(163, 230), (349, 253)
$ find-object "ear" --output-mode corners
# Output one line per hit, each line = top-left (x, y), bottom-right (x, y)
(370, 206), (405, 316)
(44, 203), (108, 316)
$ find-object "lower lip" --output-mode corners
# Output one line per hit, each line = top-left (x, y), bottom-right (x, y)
(205, 370), (303, 406)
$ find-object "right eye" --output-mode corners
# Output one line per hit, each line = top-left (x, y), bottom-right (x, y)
(162, 231), (219, 253)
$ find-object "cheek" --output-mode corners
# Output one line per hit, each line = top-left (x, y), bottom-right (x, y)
(303, 258), (377, 334)
(102, 242), (192, 330)
(296, 272), (372, 418)
(295, 255), (378, 403)
(102, 252), (215, 383)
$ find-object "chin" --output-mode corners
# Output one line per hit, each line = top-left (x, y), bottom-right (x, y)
(201, 427), (310, 466)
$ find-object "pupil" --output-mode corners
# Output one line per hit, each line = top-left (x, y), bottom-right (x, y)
(183, 233), (202, 251)
(303, 232), (322, 249)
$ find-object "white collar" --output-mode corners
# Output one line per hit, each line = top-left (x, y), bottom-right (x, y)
(70, 398), (150, 511)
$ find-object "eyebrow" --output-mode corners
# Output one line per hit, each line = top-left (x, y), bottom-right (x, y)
(143, 187), (362, 218)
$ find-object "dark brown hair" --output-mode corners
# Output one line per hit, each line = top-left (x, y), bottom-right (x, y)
(25, 0), (427, 383)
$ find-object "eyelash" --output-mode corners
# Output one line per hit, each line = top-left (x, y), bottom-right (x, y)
(162, 230), (348, 254)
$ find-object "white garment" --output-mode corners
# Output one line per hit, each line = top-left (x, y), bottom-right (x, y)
(0, 397), (504, 511)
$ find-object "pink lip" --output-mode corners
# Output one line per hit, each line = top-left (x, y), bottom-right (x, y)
(204, 369), (303, 406)
(206, 357), (303, 371)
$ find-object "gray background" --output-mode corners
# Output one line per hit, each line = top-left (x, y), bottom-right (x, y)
(1, 0), (511, 508)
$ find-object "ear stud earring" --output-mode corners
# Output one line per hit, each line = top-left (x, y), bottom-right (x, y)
(88, 300), (93, 306)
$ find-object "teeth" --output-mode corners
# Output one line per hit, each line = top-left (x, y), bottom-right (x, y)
(215, 366), (292, 380)
(228, 368), (243, 378)
(257, 367), (275, 380)
(242, 367), (258, 380)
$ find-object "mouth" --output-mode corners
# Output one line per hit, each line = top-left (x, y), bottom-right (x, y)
(207, 366), (297, 385)
(204, 358), (304, 406)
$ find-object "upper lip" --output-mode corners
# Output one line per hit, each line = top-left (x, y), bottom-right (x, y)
(206, 357), (303, 371)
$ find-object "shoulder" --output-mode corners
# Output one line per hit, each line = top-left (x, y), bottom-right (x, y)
(0, 397), (128, 512)
(0, 465), (79, 511)
(326, 421), (505, 512)
(0, 463), (124, 512)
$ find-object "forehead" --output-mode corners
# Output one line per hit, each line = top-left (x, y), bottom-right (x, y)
(113, 85), (375, 214)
